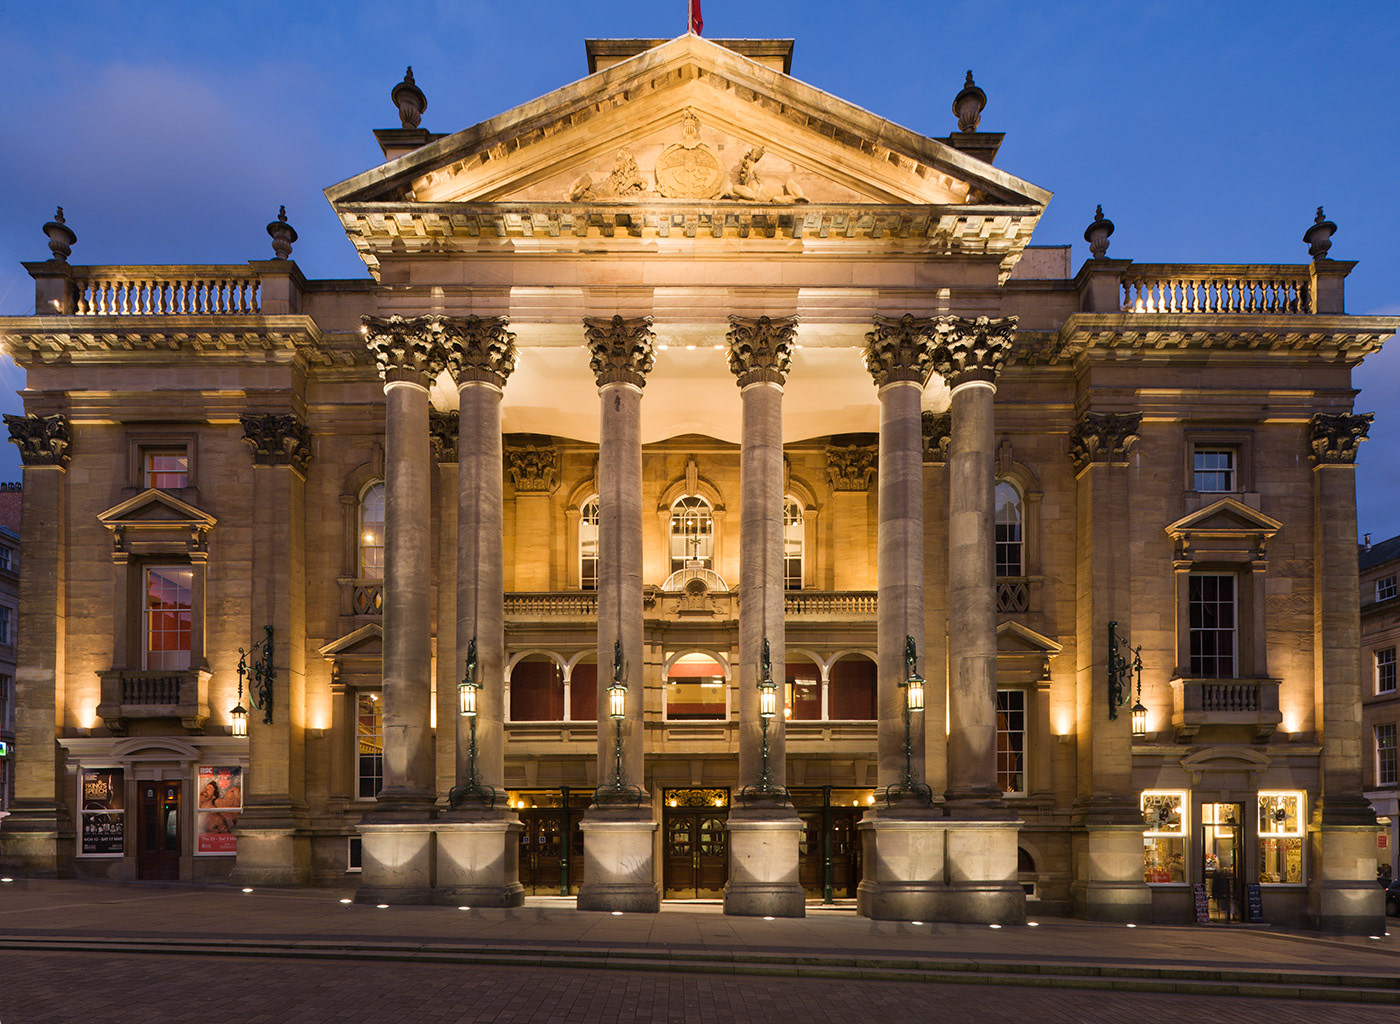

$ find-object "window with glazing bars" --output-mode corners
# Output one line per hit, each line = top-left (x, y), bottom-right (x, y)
(1189, 574), (1236, 677)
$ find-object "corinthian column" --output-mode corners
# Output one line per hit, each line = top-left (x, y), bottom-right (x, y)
(577, 314), (661, 913)
(724, 314), (805, 918)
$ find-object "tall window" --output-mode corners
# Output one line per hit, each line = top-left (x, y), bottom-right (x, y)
(670, 496), (713, 573)
(1189, 574), (1236, 677)
(579, 497), (600, 591)
(359, 483), (385, 579)
(143, 567), (192, 671)
(1379, 575), (1398, 602)
(1377, 723), (1398, 788)
(0, 544), (14, 571)
(0, 606), (10, 646)
(356, 692), (383, 799)
(0, 673), (11, 733)
(996, 690), (1026, 795)
(994, 481), (1023, 577)
(783, 498), (804, 590)
(785, 659), (821, 720)
(144, 449), (189, 489)
(1378, 648), (1397, 695)
(1193, 448), (1236, 492)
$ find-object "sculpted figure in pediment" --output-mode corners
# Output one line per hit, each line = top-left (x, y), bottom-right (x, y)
(729, 146), (808, 204)
(654, 110), (726, 199)
(569, 149), (650, 201)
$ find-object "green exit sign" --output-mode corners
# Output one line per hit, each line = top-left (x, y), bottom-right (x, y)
(0, 740), (10, 757)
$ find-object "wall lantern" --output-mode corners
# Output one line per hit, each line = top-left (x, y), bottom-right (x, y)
(740, 637), (787, 805)
(449, 637), (496, 809)
(595, 638), (644, 805)
(236, 625), (275, 727)
(1107, 620), (1142, 722)
(886, 635), (933, 807)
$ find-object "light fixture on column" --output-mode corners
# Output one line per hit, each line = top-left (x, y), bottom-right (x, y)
(595, 638), (644, 806)
(449, 637), (496, 808)
(1129, 660), (1149, 739)
(886, 635), (932, 807)
(230, 670), (248, 738)
(1107, 620), (1142, 725)
(741, 638), (789, 805)
(237, 625), (275, 726)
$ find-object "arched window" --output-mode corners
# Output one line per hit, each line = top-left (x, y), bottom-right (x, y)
(359, 482), (385, 579)
(783, 497), (804, 590)
(995, 481), (1023, 578)
(670, 495), (713, 573)
(509, 654), (565, 722)
(665, 652), (727, 720)
(579, 497), (600, 591)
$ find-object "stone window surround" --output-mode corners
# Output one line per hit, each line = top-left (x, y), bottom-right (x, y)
(1183, 429), (1254, 495)
(125, 429), (199, 493)
(1172, 561), (1265, 681)
(1377, 646), (1398, 696)
(1379, 575), (1398, 602)
(1378, 723), (1399, 789)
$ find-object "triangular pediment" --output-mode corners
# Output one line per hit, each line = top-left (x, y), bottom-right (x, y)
(327, 35), (1050, 213)
(97, 488), (217, 530)
(996, 621), (1064, 656)
(1165, 499), (1282, 541)
(319, 623), (383, 659)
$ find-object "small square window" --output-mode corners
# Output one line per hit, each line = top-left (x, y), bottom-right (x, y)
(1378, 576), (1398, 602)
(1193, 448), (1237, 492)
(1378, 648), (1398, 695)
(144, 450), (189, 490)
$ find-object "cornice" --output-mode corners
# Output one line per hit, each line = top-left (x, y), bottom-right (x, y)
(0, 315), (326, 366)
(1049, 313), (1400, 364)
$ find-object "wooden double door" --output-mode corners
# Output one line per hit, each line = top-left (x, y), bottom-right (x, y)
(798, 809), (864, 900)
(517, 807), (584, 895)
(663, 794), (729, 898)
(137, 781), (182, 880)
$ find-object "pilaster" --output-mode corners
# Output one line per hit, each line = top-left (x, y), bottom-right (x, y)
(506, 444), (559, 591)
(825, 445), (876, 590)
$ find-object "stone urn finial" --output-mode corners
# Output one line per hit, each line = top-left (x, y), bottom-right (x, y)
(266, 206), (298, 259)
(953, 70), (987, 133)
(43, 206), (77, 263)
(392, 66), (427, 129)
(1084, 205), (1115, 259)
(1303, 206), (1336, 261)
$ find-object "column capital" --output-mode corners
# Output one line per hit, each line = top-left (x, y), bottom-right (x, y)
(240, 413), (312, 474)
(429, 410), (459, 463)
(584, 315), (656, 388)
(362, 314), (449, 386)
(727, 315), (798, 387)
(4, 413), (70, 467)
(442, 315), (517, 388)
(863, 314), (936, 388)
(932, 314), (1018, 387)
(506, 445), (559, 493)
(1308, 412), (1372, 465)
(922, 411), (951, 464)
(1068, 411), (1142, 472)
(826, 444), (878, 491)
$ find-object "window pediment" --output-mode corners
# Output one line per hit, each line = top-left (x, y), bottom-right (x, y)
(996, 621), (1063, 681)
(97, 488), (217, 561)
(1165, 498), (1280, 563)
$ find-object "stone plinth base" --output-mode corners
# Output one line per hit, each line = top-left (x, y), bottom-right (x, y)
(1070, 825), (1152, 923)
(577, 811), (660, 913)
(857, 811), (947, 921)
(434, 815), (525, 908)
(229, 829), (310, 887)
(355, 819), (436, 905)
(723, 809), (805, 918)
(943, 819), (1026, 924)
(0, 806), (63, 876)
(1308, 826), (1386, 934)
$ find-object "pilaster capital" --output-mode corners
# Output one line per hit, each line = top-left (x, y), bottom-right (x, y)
(4, 412), (70, 467)
(1068, 411), (1142, 472)
(441, 315), (517, 388)
(1308, 412), (1372, 465)
(361, 314), (450, 385)
(863, 314), (936, 388)
(932, 314), (1018, 387)
(922, 411), (951, 464)
(506, 445), (560, 493)
(826, 445), (878, 491)
(240, 413), (312, 474)
(726, 314), (798, 387)
(429, 410), (459, 463)
(584, 315), (656, 388)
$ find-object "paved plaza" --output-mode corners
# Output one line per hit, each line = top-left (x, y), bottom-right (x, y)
(0, 879), (1398, 1022)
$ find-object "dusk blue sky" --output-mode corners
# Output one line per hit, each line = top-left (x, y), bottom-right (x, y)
(2, 1), (1397, 536)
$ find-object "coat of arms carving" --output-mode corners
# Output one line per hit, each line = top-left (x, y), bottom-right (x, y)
(654, 110), (725, 199)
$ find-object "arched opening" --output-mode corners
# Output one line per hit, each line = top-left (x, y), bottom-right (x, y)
(670, 495), (713, 573)
(785, 655), (821, 721)
(783, 497), (804, 590)
(510, 654), (565, 722)
(578, 496), (599, 591)
(666, 652), (727, 720)
(995, 480), (1023, 578)
(828, 654), (877, 720)
(570, 656), (597, 722)
(359, 482), (385, 579)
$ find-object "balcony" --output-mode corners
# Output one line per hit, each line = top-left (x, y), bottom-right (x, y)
(96, 668), (212, 733)
(1121, 266), (1311, 315)
(1169, 676), (1282, 742)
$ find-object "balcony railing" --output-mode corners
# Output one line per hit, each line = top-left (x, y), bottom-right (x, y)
(1121, 266), (1310, 315)
(505, 592), (600, 617)
(96, 668), (211, 732)
(1170, 676), (1282, 742)
(71, 266), (261, 316)
(784, 591), (877, 616)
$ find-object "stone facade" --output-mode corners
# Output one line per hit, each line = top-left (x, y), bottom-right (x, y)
(1361, 534), (1400, 882)
(0, 34), (1396, 931)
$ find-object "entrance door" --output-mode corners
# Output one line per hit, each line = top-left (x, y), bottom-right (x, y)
(518, 810), (574, 895)
(1202, 802), (1244, 922)
(797, 807), (864, 899)
(138, 781), (181, 880)
(662, 790), (729, 898)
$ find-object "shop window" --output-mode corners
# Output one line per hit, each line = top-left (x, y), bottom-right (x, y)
(669, 496), (713, 573)
(1142, 790), (1188, 883)
(1377, 647), (1397, 695)
(509, 655), (565, 722)
(1258, 791), (1304, 884)
(996, 690), (1026, 795)
(1189, 574), (1236, 677)
(783, 498), (804, 590)
(785, 659), (821, 721)
(143, 566), (192, 671)
(570, 661), (597, 722)
(356, 692), (383, 799)
(1379, 575), (1398, 602)
(359, 483), (385, 580)
(828, 655), (876, 720)
(1377, 723), (1398, 788)
(995, 481), (1023, 577)
(579, 497), (599, 591)
(666, 653), (727, 721)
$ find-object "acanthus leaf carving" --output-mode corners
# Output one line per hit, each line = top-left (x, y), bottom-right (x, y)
(429, 410), (460, 463)
(5, 412), (70, 467)
(922, 411), (951, 464)
(506, 445), (560, 493)
(584, 315), (656, 388)
(932, 314), (1018, 386)
(726, 314), (798, 387)
(864, 315), (937, 388)
(826, 445), (878, 491)
(1308, 412), (1372, 465)
(441, 315), (517, 388)
(1068, 412), (1143, 472)
(240, 413), (312, 474)
(362, 314), (450, 384)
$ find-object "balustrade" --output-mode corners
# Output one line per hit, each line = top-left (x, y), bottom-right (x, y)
(783, 591), (877, 616)
(1121, 266), (1310, 315)
(72, 268), (261, 316)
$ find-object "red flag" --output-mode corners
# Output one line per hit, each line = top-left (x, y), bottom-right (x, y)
(689, 0), (702, 34)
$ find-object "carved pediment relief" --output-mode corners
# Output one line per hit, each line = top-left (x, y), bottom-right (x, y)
(1165, 498), (1281, 562)
(97, 488), (217, 561)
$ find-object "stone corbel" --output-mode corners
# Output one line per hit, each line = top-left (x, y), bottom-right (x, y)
(240, 413), (312, 475)
(506, 445), (560, 493)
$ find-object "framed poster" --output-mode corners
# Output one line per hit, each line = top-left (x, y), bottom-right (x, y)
(196, 766), (243, 854)
(79, 768), (125, 856)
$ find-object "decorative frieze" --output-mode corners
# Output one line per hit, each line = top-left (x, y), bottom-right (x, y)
(429, 410), (459, 463)
(932, 314), (1018, 387)
(1068, 412), (1142, 471)
(863, 315), (937, 388)
(1308, 412), (1372, 465)
(826, 445), (878, 491)
(362, 314), (449, 385)
(921, 411), (951, 464)
(240, 413), (312, 474)
(727, 315), (798, 387)
(5, 413), (71, 467)
(506, 446), (560, 493)
(442, 315), (517, 388)
(584, 315), (656, 388)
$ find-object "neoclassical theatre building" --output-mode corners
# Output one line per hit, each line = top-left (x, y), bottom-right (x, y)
(1, 34), (1394, 931)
